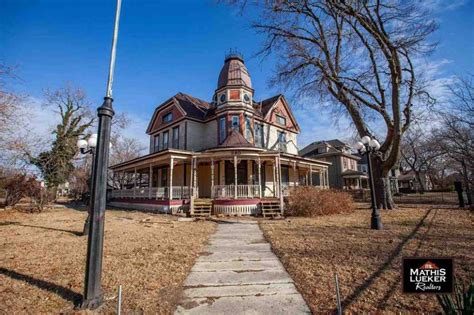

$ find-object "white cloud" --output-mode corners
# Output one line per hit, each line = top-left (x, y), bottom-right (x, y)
(421, 0), (466, 11)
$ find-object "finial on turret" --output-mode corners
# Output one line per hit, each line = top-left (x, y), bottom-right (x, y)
(225, 48), (244, 62)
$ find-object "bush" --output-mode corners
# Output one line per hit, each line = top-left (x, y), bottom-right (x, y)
(4, 174), (50, 211)
(286, 187), (355, 217)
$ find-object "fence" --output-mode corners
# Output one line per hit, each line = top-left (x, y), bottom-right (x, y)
(350, 189), (467, 206)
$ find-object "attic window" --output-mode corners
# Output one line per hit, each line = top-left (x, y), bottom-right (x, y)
(276, 114), (286, 126)
(163, 112), (173, 123)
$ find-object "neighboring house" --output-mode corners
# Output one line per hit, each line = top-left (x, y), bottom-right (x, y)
(357, 154), (400, 194)
(398, 170), (433, 192)
(109, 53), (331, 215)
(299, 139), (368, 189)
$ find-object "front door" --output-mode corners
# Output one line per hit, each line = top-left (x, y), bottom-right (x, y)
(225, 161), (248, 185)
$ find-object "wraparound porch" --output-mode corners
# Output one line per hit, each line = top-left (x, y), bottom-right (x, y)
(109, 148), (331, 215)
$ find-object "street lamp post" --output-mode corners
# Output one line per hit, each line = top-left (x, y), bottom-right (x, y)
(355, 136), (383, 230)
(78, 0), (122, 310)
(77, 134), (98, 236)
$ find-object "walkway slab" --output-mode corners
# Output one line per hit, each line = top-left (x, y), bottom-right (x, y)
(175, 220), (310, 314)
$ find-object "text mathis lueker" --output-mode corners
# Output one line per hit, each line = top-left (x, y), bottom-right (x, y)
(410, 268), (446, 283)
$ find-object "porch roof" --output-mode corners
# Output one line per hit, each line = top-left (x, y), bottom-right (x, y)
(109, 147), (331, 172)
(341, 170), (368, 179)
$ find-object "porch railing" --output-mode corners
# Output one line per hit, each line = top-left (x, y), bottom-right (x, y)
(212, 185), (261, 199)
(111, 186), (197, 200)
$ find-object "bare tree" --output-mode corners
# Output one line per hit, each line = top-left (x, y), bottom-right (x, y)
(229, 0), (437, 208)
(400, 127), (444, 192)
(436, 75), (474, 203)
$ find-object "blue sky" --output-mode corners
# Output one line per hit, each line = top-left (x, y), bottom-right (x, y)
(1, 0), (473, 148)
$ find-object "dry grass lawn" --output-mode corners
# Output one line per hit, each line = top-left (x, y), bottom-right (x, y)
(260, 206), (473, 314)
(0, 205), (216, 314)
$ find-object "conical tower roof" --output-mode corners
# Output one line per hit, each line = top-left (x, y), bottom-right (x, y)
(217, 53), (252, 89)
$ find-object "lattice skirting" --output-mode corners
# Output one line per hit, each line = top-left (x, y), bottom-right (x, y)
(213, 204), (261, 215)
(109, 202), (188, 214)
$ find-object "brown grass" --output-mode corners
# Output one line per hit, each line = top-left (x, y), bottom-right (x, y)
(259, 206), (473, 313)
(286, 187), (355, 217)
(0, 205), (216, 314)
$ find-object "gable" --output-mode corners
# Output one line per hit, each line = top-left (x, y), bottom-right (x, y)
(147, 101), (185, 134)
(265, 97), (300, 132)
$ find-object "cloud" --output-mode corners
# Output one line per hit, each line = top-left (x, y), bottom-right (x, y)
(421, 0), (466, 11)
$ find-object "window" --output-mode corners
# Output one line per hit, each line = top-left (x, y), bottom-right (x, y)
(231, 115), (239, 132)
(219, 117), (226, 143)
(343, 158), (348, 169)
(163, 112), (172, 123)
(160, 167), (167, 187)
(277, 131), (287, 152)
(276, 114), (286, 126)
(153, 134), (160, 152)
(172, 127), (179, 149)
(219, 93), (226, 103)
(162, 131), (169, 149)
(245, 116), (252, 141)
(254, 123), (264, 147)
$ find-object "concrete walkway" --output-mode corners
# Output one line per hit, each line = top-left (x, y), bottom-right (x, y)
(175, 220), (311, 314)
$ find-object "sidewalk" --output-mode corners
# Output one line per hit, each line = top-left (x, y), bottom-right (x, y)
(175, 219), (311, 314)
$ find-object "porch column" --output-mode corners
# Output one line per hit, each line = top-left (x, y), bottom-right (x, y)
(309, 165), (313, 186)
(169, 157), (174, 200)
(148, 164), (153, 199)
(210, 158), (215, 198)
(272, 161), (276, 197)
(277, 156), (284, 214)
(193, 157), (197, 197)
(292, 162), (297, 188)
(319, 171), (323, 188)
(120, 171), (124, 198)
(234, 156), (238, 199)
(133, 167), (137, 199)
(257, 158), (262, 198)
(326, 169), (329, 188)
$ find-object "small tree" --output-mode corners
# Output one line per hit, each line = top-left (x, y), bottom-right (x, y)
(29, 86), (94, 191)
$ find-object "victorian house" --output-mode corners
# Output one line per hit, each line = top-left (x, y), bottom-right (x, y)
(300, 139), (368, 190)
(109, 53), (330, 215)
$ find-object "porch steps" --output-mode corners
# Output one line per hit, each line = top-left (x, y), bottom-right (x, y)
(261, 200), (281, 218)
(191, 199), (212, 217)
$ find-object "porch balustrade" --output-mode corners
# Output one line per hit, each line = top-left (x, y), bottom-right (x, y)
(111, 186), (197, 200)
(211, 184), (261, 199)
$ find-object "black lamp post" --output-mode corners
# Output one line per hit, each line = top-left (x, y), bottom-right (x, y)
(78, 0), (122, 310)
(355, 136), (383, 230)
(77, 134), (97, 236)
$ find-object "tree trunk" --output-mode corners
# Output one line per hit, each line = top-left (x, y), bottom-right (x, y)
(414, 171), (426, 193)
(372, 158), (395, 210)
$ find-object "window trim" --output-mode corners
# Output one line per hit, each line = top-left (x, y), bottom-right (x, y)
(153, 134), (160, 152)
(162, 130), (169, 150)
(231, 115), (240, 132)
(276, 114), (287, 126)
(254, 122), (264, 148)
(172, 126), (179, 149)
(162, 112), (173, 124)
(218, 116), (226, 144)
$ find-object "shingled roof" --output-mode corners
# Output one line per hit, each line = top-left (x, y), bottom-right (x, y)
(218, 130), (253, 148)
(147, 92), (291, 134)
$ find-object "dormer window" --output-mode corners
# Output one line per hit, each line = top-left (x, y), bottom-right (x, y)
(276, 114), (286, 126)
(163, 112), (173, 123)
